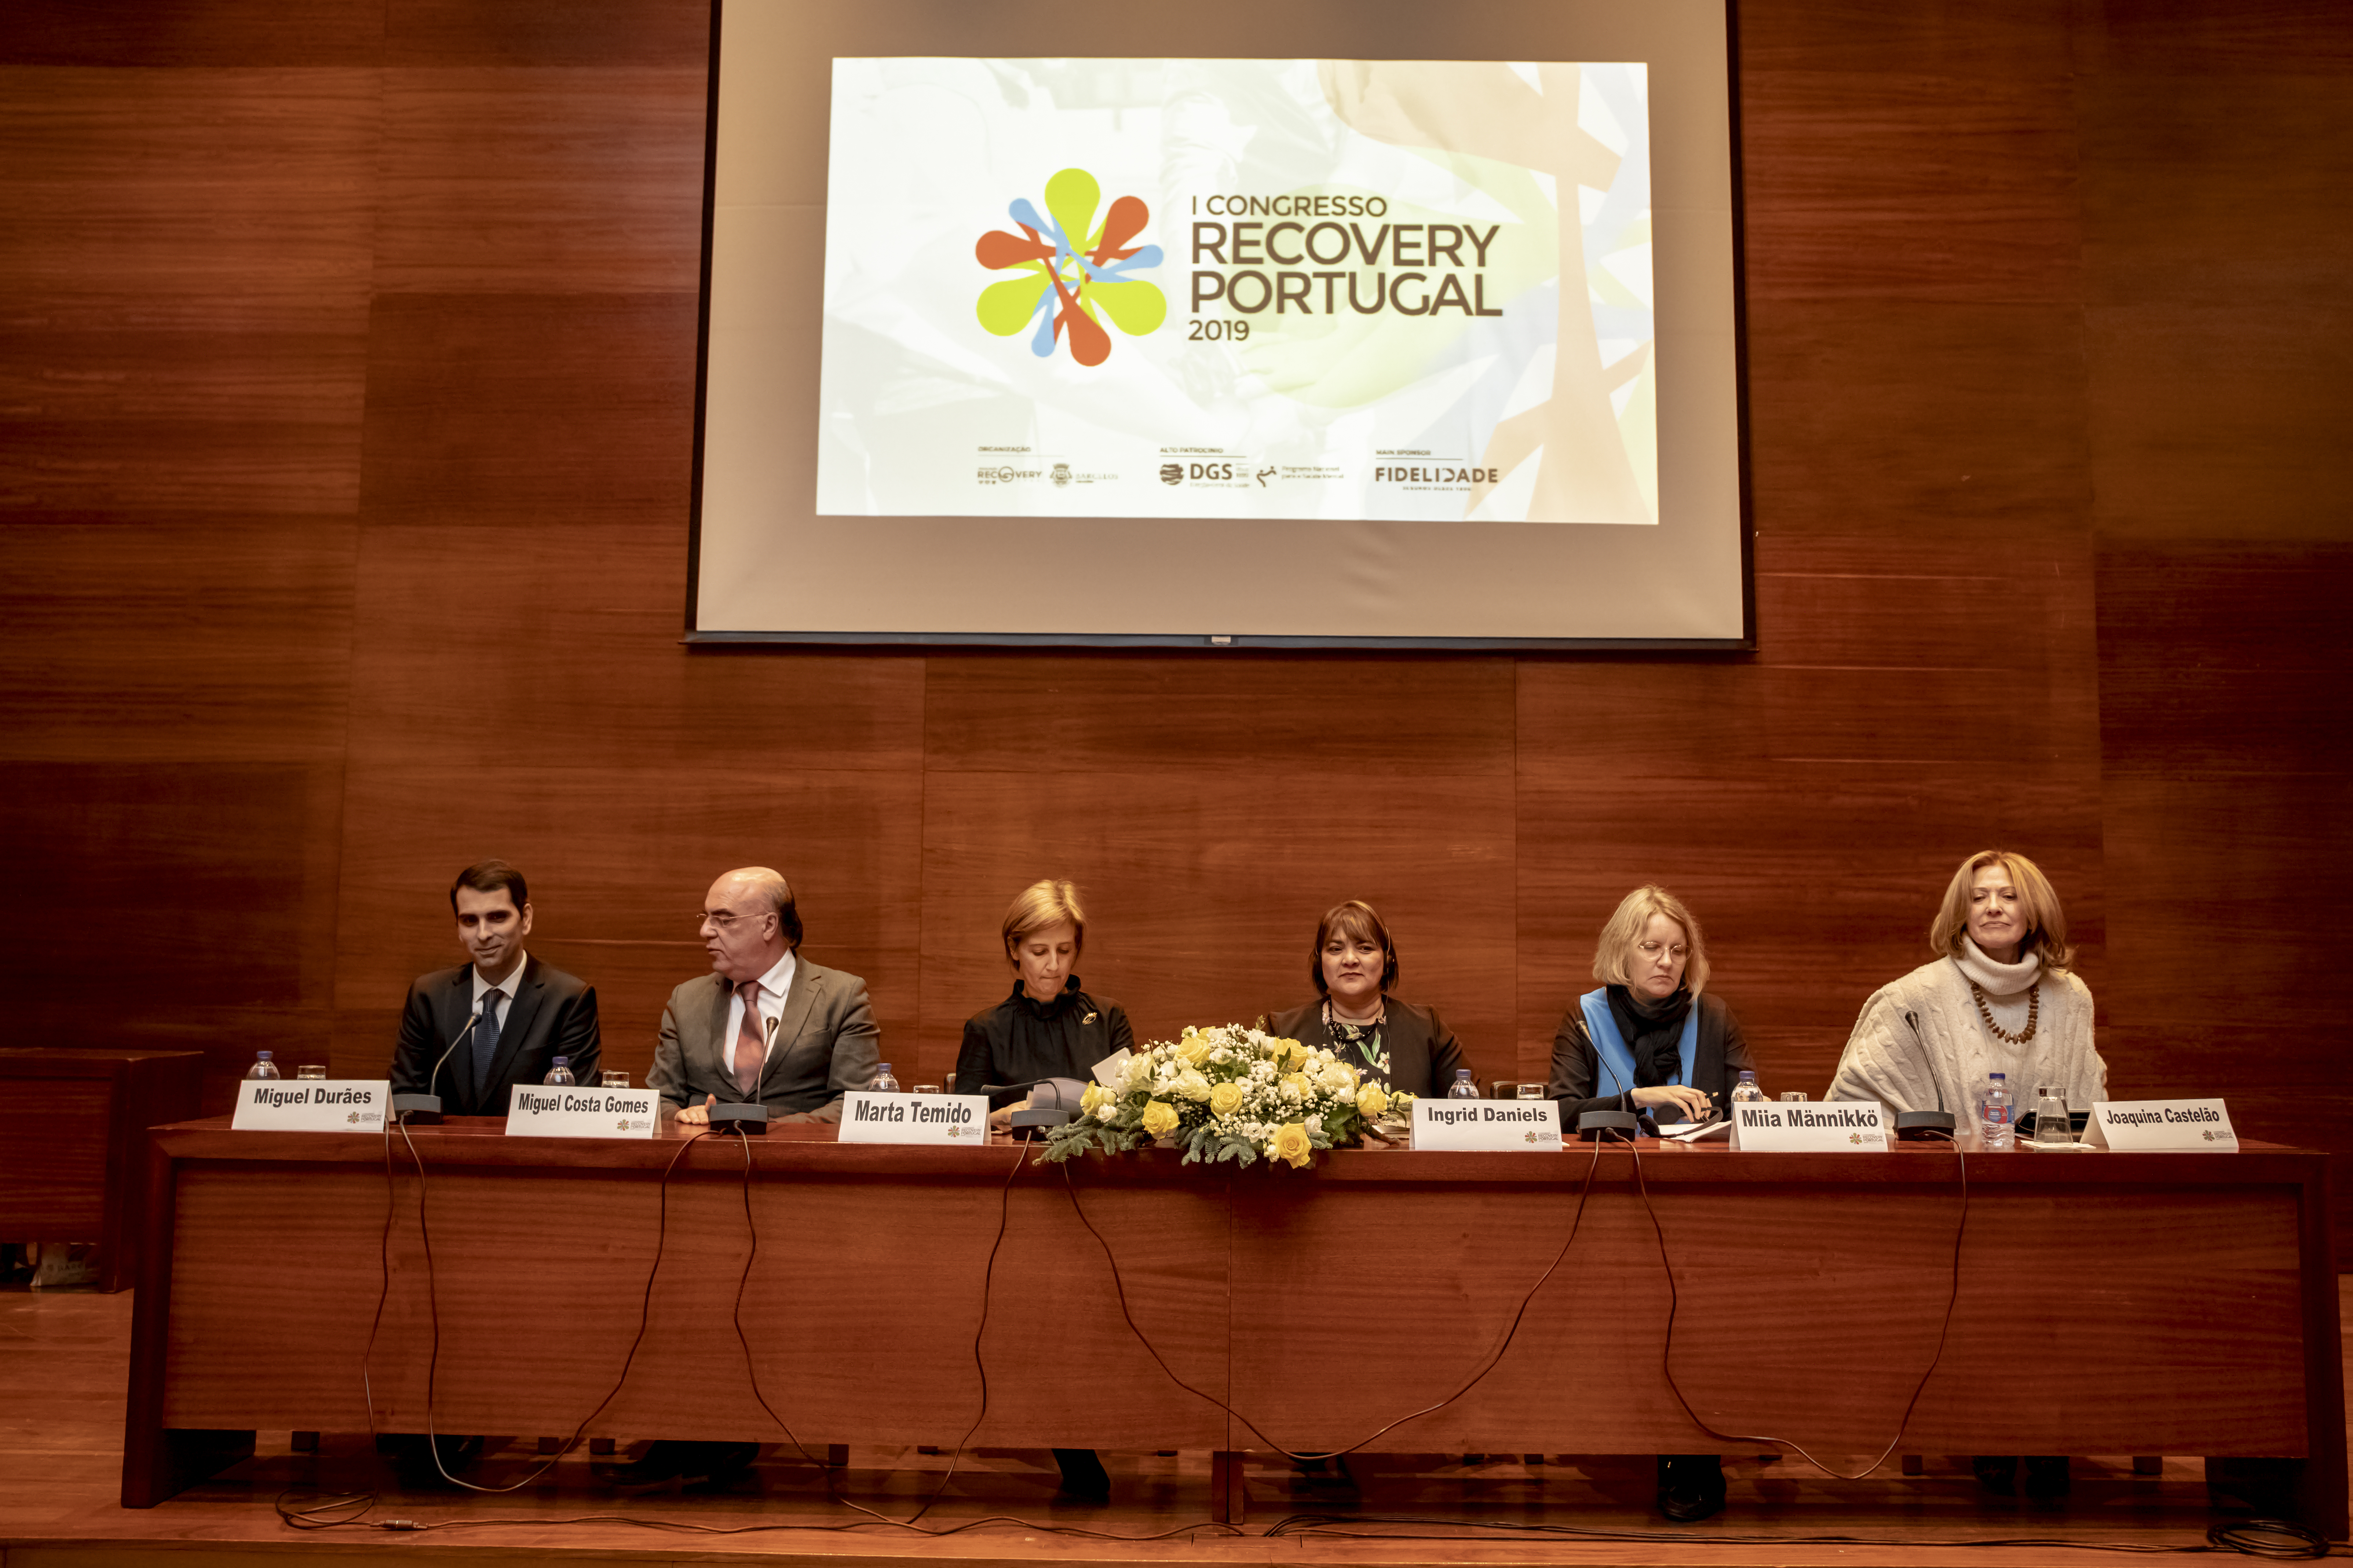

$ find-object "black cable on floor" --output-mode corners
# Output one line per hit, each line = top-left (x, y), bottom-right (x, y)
(1260, 1509), (2338, 1556)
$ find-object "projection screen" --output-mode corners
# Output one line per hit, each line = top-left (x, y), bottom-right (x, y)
(690, 0), (1749, 647)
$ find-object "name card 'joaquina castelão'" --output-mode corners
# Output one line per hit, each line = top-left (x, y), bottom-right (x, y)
(231, 1080), (387, 1133)
(836, 1092), (990, 1145)
(2090, 1099), (2237, 1152)
(1411, 1098), (1563, 1151)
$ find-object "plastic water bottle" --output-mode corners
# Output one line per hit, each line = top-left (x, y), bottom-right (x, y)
(871, 1062), (901, 1093)
(1446, 1069), (1480, 1099)
(1976, 1072), (2015, 1150)
(245, 1051), (281, 1081)
(1730, 1070), (1764, 1106)
(542, 1056), (576, 1087)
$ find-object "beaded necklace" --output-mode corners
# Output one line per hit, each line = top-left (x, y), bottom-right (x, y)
(1968, 979), (2039, 1044)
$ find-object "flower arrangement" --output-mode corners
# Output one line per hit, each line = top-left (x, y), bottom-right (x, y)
(1039, 1022), (1415, 1169)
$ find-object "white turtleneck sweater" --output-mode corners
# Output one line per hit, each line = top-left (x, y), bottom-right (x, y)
(1826, 937), (2107, 1125)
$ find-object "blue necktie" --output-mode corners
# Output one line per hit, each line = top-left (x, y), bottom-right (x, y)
(473, 989), (503, 1107)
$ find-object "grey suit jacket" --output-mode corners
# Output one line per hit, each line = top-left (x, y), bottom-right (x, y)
(649, 956), (881, 1123)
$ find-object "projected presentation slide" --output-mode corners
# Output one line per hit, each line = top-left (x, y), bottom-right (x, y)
(818, 59), (1657, 529)
(693, 2), (1746, 646)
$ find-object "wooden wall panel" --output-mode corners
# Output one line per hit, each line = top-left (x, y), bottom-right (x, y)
(2082, 4), (2353, 1164)
(0, 0), (2346, 1241)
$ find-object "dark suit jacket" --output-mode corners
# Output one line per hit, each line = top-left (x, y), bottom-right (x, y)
(1265, 996), (1469, 1098)
(390, 955), (600, 1115)
(1546, 990), (1755, 1128)
(649, 956), (880, 1123)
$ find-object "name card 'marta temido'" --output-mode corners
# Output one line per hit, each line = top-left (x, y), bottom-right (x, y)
(1731, 1100), (1889, 1151)
(231, 1080), (387, 1132)
(1411, 1098), (1562, 1151)
(504, 1084), (658, 1139)
(837, 1091), (990, 1144)
(2090, 1098), (2237, 1152)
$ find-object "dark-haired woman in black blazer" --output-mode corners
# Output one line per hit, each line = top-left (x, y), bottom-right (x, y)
(1264, 900), (1470, 1097)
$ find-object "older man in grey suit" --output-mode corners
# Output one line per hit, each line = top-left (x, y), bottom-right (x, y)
(652, 866), (880, 1125)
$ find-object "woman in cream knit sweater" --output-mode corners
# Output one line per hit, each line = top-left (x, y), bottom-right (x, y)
(1827, 849), (2107, 1123)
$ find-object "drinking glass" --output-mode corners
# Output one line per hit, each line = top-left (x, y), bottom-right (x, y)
(2032, 1085), (2072, 1146)
(912, 1084), (942, 1096)
(296, 1064), (327, 1080)
(600, 1071), (630, 1089)
(1516, 1083), (1545, 1099)
(1779, 1091), (1808, 1102)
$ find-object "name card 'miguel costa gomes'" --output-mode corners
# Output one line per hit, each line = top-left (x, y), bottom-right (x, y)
(2090, 1098), (2237, 1152)
(231, 1080), (387, 1132)
(1410, 1098), (1562, 1151)
(1731, 1100), (1889, 1151)
(504, 1085), (658, 1139)
(837, 1091), (990, 1144)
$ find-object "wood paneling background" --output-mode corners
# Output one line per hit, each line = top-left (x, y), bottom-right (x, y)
(1, 4), (2345, 1230)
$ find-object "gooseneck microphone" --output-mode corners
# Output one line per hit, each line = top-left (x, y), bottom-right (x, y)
(1578, 1021), (1643, 1144)
(708, 1014), (780, 1134)
(390, 1009), (480, 1125)
(1892, 1007), (1958, 1142)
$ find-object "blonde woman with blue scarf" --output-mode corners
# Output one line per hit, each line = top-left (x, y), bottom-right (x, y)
(1544, 883), (1760, 1523)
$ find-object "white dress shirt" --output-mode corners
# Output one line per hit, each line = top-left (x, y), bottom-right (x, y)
(471, 952), (528, 1031)
(723, 949), (798, 1073)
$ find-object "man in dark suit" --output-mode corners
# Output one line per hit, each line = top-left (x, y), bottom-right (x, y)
(652, 865), (879, 1125)
(381, 859), (599, 1487)
(390, 860), (601, 1116)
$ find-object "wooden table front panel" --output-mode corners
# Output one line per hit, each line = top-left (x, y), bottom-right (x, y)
(158, 1141), (1229, 1448)
(0, 1078), (113, 1235)
(1223, 1153), (2311, 1458)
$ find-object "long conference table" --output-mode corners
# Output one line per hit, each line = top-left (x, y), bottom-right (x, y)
(124, 1117), (2346, 1534)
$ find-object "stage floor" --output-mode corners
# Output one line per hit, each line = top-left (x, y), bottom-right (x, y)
(3, 1286), (2342, 1567)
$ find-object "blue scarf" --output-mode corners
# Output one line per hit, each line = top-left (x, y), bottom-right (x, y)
(1580, 987), (1699, 1113)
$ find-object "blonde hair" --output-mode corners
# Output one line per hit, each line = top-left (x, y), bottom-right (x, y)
(1929, 849), (2072, 970)
(1001, 879), (1087, 963)
(1590, 885), (1710, 995)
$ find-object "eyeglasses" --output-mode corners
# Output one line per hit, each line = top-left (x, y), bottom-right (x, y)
(1636, 940), (1689, 960)
(697, 910), (749, 931)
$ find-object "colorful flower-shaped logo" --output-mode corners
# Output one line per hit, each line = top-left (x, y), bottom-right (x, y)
(974, 168), (1165, 366)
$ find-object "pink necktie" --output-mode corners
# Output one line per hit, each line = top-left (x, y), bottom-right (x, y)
(732, 981), (766, 1093)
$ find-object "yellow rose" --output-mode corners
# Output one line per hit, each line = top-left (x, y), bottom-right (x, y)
(1174, 1067), (1213, 1102)
(1356, 1082), (1388, 1118)
(1175, 1038), (1211, 1066)
(1283, 1039), (1309, 1067)
(1209, 1080), (1245, 1117)
(1080, 1081), (1104, 1113)
(1271, 1121), (1313, 1168)
(1281, 1071), (1311, 1096)
(1140, 1099), (1179, 1138)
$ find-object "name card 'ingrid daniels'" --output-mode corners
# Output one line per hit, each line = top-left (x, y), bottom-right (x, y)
(1411, 1099), (1562, 1151)
(504, 1085), (658, 1139)
(1731, 1100), (1889, 1152)
(231, 1080), (387, 1132)
(837, 1091), (990, 1144)
(2091, 1099), (2238, 1152)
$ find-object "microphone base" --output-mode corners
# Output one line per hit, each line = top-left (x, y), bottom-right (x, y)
(707, 1103), (770, 1135)
(1576, 1109), (1640, 1143)
(1895, 1109), (1957, 1142)
(390, 1093), (444, 1125)
(1009, 1107), (1074, 1142)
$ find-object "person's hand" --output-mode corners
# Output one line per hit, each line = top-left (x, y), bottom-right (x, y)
(675, 1094), (716, 1126)
(1630, 1084), (1714, 1121)
(986, 1095), (1032, 1132)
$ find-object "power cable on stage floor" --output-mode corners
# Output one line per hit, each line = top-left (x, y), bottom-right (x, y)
(1258, 1511), (2338, 1557)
